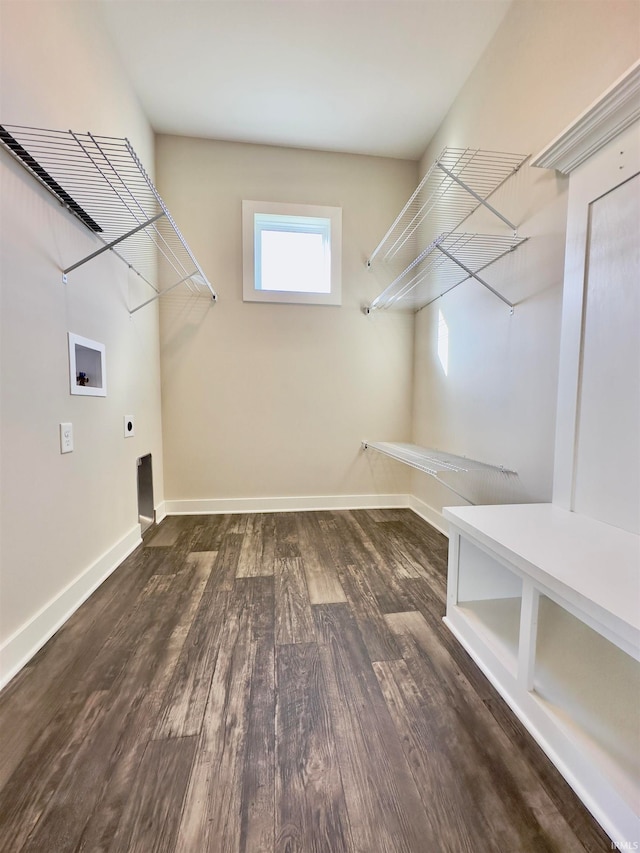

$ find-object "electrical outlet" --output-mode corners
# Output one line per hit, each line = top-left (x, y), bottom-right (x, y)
(124, 415), (135, 438)
(60, 422), (73, 453)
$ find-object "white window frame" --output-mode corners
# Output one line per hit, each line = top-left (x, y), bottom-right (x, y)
(242, 200), (342, 305)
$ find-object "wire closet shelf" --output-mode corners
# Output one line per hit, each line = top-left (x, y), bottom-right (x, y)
(0, 124), (217, 313)
(362, 441), (518, 506)
(366, 147), (528, 313)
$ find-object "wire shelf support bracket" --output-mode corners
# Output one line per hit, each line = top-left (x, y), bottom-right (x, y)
(0, 124), (217, 313)
(365, 147), (528, 314)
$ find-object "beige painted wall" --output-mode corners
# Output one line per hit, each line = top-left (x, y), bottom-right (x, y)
(157, 136), (417, 503)
(0, 3), (164, 664)
(410, 0), (640, 515)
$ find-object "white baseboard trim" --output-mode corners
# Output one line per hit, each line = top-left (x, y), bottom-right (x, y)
(155, 501), (167, 524)
(164, 494), (410, 516)
(408, 495), (448, 537)
(0, 524), (142, 690)
(164, 493), (450, 536)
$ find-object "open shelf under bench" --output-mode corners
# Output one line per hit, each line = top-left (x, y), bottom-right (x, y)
(443, 503), (640, 846)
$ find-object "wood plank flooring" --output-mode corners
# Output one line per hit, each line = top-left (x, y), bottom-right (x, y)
(0, 510), (612, 852)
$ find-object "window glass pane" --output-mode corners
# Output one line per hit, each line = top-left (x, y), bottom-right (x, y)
(259, 229), (330, 293)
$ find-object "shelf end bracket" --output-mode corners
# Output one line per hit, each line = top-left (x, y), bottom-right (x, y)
(436, 161), (518, 233)
(62, 212), (166, 276)
(436, 245), (515, 311)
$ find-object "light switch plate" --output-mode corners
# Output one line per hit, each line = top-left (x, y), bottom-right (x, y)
(124, 415), (135, 438)
(60, 422), (73, 453)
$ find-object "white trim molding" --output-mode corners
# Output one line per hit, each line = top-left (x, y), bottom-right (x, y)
(532, 59), (640, 174)
(242, 199), (342, 306)
(0, 525), (141, 689)
(165, 493), (450, 536)
(164, 494), (409, 516)
(408, 494), (449, 537)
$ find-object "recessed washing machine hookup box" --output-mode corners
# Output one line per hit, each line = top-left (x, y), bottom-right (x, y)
(68, 332), (106, 397)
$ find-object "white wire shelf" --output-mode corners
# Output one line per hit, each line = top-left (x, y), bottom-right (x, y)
(369, 232), (527, 312)
(362, 441), (519, 506)
(0, 124), (217, 313)
(366, 147), (528, 313)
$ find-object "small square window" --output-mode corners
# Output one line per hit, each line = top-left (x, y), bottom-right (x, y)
(243, 200), (341, 305)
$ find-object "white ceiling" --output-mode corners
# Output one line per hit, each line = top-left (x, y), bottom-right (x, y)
(98, 0), (512, 160)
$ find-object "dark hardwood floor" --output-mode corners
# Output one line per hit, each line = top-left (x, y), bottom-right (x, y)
(0, 510), (612, 852)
